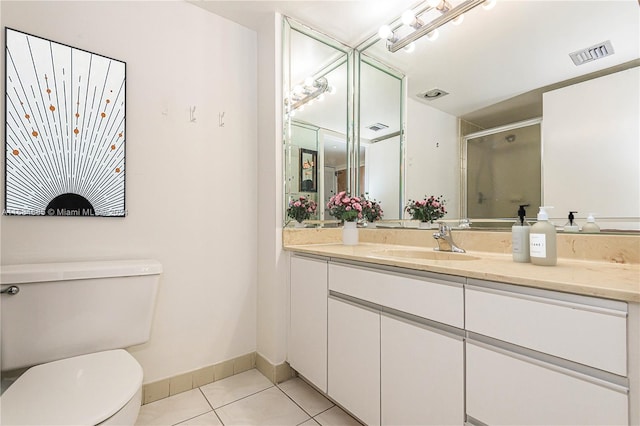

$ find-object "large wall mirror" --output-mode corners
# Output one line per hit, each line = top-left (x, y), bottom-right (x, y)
(357, 55), (404, 219)
(283, 18), (351, 221)
(355, 0), (639, 231)
(283, 1), (639, 231)
(283, 17), (407, 223)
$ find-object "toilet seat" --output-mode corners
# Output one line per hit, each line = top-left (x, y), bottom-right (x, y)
(1, 349), (143, 425)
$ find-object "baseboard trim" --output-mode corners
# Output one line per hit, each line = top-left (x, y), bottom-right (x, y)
(255, 352), (295, 384)
(142, 352), (257, 405)
(142, 352), (295, 405)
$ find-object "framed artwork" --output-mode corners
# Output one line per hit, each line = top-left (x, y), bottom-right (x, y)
(299, 148), (317, 192)
(4, 28), (126, 216)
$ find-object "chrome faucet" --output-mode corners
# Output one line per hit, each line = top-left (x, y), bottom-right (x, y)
(433, 222), (465, 253)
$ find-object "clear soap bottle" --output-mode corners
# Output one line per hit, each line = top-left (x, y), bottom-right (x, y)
(512, 204), (530, 263)
(582, 213), (601, 233)
(564, 211), (579, 233)
(530, 206), (557, 266)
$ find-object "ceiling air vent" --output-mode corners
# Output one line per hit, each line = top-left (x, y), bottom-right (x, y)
(366, 123), (389, 132)
(569, 40), (614, 66)
(418, 88), (449, 101)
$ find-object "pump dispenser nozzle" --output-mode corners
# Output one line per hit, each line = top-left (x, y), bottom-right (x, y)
(537, 206), (554, 221)
(517, 204), (529, 225)
(564, 211), (579, 232)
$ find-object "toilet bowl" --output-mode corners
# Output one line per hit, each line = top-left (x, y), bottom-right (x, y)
(2, 350), (142, 425)
(0, 260), (162, 425)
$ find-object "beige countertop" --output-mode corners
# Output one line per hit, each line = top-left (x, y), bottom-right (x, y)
(284, 242), (640, 303)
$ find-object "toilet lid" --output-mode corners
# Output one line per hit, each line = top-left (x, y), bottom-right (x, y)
(1, 349), (143, 425)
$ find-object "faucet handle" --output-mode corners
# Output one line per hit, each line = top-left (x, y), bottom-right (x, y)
(437, 221), (449, 234)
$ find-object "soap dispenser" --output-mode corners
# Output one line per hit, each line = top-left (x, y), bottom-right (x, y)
(530, 206), (557, 266)
(512, 204), (531, 263)
(582, 213), (601, 233)
(564, 211), (579, 233)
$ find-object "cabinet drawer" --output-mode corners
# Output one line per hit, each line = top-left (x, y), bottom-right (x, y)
(466, 340), (628, 426)
(329, 263), (464, 328)
(466, 281), (627, 375)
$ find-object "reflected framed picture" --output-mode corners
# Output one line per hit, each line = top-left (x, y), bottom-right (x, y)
(299, 148), (317, 192)
(4, 28), (126, 217)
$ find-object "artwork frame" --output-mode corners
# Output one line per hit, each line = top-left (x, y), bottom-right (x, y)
(299, 148), (317, 193)
(4, 27), (127, 217)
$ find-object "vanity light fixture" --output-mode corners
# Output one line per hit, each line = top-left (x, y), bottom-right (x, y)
(285, 76), (335, 114)
(380, 0), (495, 53)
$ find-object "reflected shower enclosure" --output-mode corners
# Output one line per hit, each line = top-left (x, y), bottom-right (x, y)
(464, 120), (541, 220)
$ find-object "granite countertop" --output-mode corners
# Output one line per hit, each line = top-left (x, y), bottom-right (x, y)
(284, 242), (640, 303)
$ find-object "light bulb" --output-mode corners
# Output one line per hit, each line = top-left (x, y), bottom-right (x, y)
(378, 25), (393, 40)
(289, 110), (296, 117)
(401, 10), (415, 26)
(426, 0), (441, 8)
(304, 77), (314, 87)
(404, 42), (416, 53)
(452, 14), (464, 25)
(426, 29), (439, 41)
(482, 0), (496, 10)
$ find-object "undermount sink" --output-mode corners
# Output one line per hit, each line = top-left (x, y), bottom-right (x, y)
(371, 249), (480, 262)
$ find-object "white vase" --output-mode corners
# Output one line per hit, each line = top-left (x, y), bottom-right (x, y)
(342, 221), (359, 245)
(367, 222), (376, 229)
(418, 221), (434, 229)
(294, 221), (305, 228)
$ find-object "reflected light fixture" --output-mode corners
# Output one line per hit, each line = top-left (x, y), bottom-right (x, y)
(380, 0), (496, 53)
(285, 76), (335, 116)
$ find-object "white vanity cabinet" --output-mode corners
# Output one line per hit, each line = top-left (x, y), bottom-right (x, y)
(465, 279), (629, 426)
(381, 313), (464, 425)
(328, 261), (465, 426)
(328, 296), (381, 426)
(289, 255), (328, 392)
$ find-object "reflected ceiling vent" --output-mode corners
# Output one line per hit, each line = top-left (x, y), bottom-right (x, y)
(418, 88), (449, 101)
(569, 40), (614, 66)
(366, 122), (389, 132)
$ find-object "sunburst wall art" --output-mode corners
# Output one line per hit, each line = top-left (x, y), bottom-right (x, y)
(5, 28), (126, 217)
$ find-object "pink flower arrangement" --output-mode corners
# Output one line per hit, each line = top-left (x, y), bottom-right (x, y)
(405, 195), (446, 223)
(361, 194), (383, 223)
(287, 196), (317, 223)
(327, 191), (364, 222)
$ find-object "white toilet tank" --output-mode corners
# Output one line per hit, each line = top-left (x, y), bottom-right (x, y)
(1, 259), (162, 371)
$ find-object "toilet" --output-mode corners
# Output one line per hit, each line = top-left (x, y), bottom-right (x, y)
(0, 259), (162, 425)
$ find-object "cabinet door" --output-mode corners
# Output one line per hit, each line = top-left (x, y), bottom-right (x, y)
(466, 340), (629, 426)
(381, 314), (464, 425)
(328, 297), (380, 426)
(289, 256), (328, 392)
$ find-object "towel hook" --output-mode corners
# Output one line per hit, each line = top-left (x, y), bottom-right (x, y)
(1, 285), (20, 295)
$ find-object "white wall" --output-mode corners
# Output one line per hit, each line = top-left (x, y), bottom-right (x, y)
(255, 13), (288, 366)
(543, 67), (640, 228)
(405, 98), (460, 219)
(0, 1), (258, 383)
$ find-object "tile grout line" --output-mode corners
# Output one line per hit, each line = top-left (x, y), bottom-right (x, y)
(274, 383), (316, 422)
(209, 383), (276, 411)
(195, 387), (226, 426)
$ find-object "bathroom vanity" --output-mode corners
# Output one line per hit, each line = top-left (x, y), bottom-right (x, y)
(284, 229), (639, 426)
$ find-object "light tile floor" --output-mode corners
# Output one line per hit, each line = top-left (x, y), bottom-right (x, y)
(136, 369), (362, 426)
